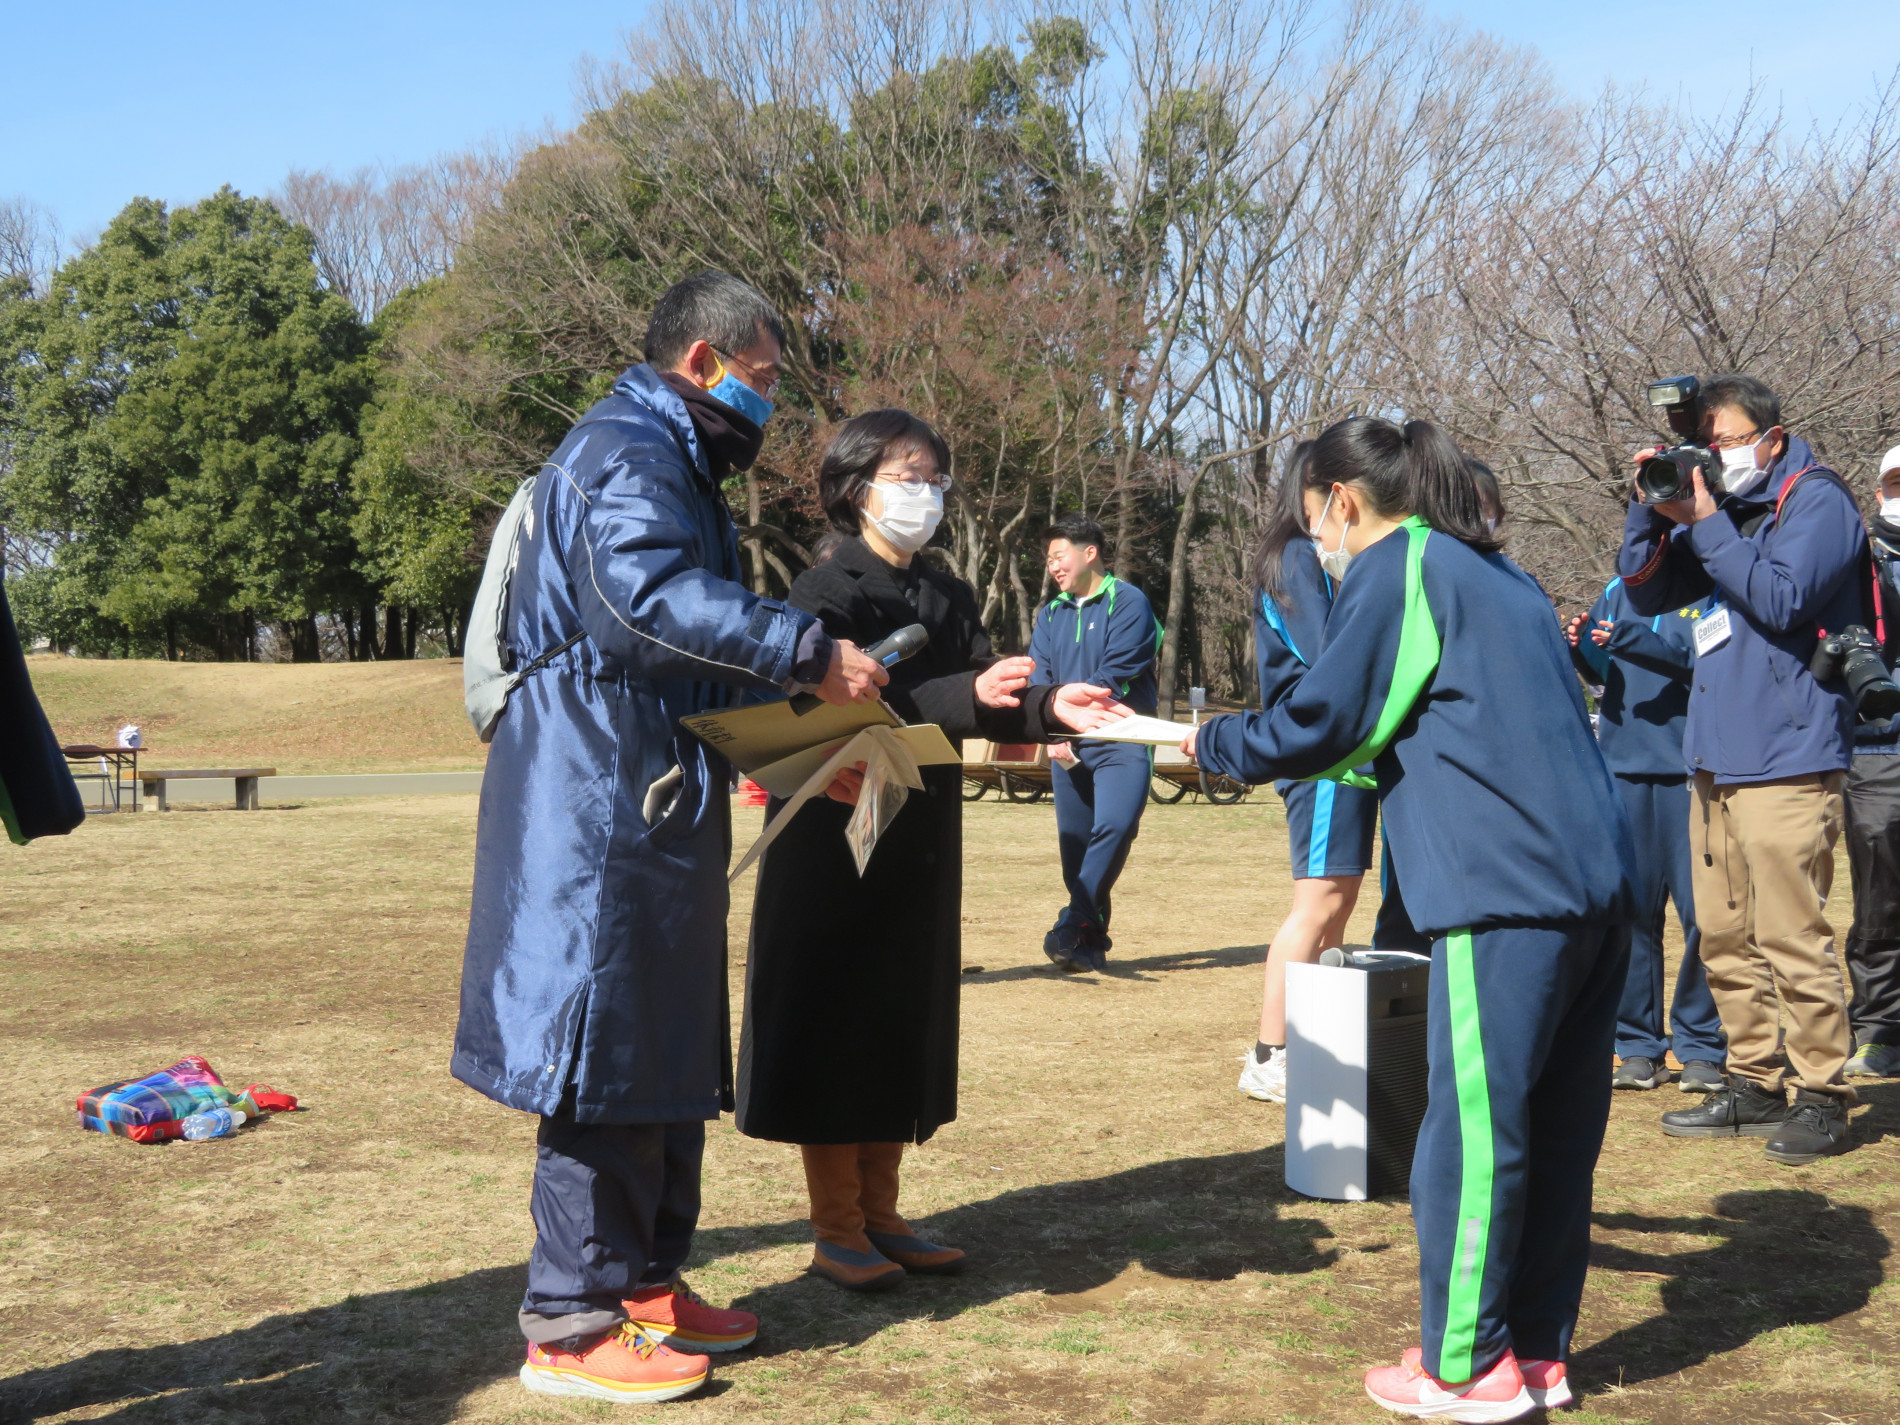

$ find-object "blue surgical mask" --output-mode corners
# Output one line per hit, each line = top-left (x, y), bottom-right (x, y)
(708, 361), (774, 428)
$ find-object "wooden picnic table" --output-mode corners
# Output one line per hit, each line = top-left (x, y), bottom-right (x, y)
(139, 767), (278, 812)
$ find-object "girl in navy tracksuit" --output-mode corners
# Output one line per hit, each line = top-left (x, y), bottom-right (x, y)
(1238, 442), (1383, 1103)
(1190, 417), (1636, 1422)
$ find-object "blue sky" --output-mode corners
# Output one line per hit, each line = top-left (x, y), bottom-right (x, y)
(4, 1), (1897, 245)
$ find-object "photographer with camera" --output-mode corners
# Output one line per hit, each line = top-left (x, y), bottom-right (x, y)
(1618, 373), (1868, 1163)
(1838, 446), (1900, 1080)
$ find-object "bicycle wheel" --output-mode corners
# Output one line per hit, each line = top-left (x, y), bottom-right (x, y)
(962, 777), (989, 801)
(1003, 773), (1046, 804)
(1149, 774), (1189, 805)
(1199, 768), (1248, 805)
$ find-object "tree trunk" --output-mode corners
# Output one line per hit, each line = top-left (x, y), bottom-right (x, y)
(164, 615), (177, 663)
(404, 608), (418, 659)
(746, 470), (766, 595)
(360, 603), (381, 659)
(386, 605), (405, 659)
(1156, 469), (1211, 716)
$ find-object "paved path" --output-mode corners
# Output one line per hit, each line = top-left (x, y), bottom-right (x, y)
(154, 772), (484, 802)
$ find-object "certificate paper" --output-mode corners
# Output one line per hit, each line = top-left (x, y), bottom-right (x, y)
(1075, 714), (1200, 746)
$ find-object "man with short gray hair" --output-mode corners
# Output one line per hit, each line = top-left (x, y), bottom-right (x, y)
(454, 270), (886, 1404)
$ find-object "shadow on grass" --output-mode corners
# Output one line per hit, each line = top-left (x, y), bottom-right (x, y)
(0, 1147), (1333, 1421)
(1575, 1169), (1892, 1391)
(963, 941), (1267, 985)
(725, 1142), (1344, 1357)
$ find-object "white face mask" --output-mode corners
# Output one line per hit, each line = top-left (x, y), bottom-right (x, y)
(1310, 489), (1354, 581)
(1881, 496), (1900, 523)
(863, 481), (943, 555)
(1719, 441), (1768, 499)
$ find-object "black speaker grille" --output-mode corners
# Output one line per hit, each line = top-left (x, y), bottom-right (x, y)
(1366, 1013), (1430, 1197)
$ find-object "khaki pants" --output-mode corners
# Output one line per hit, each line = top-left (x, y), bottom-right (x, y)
(1690, 772), (1855, 1101)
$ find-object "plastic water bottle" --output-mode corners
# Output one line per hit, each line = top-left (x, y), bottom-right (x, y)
(181, 1105), (247, 1141)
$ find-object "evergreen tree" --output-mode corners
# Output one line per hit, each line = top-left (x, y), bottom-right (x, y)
(0, 189), (373, 658)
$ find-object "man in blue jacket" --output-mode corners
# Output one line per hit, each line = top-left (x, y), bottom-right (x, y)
(1618, 373), (1861, 1164)
(1568, 581), (1726, 1093)
(1028, 513), (1161, 971)
(455, 272), (886, 1403)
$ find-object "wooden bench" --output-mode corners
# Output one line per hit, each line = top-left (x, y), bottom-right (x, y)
(140, 768), (277, 812)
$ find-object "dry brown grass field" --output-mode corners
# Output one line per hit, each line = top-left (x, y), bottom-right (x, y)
(2, 714), (1897, 1422)
(24, 656), (484, 775)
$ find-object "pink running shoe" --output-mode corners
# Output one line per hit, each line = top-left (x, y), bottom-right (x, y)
(1517, 1359), (1573, 1410)
(1364, 1346), (1535, 1422)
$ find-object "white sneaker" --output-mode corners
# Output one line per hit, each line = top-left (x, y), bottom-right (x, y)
(1237, 1046), (1287, 1103)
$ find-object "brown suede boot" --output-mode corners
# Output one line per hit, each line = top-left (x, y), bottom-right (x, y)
(858, 1141), (965, 1275)
(800, 1144), (904, 1291)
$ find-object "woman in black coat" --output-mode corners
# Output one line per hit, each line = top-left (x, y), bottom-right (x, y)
(737, 410), (1124, 1291)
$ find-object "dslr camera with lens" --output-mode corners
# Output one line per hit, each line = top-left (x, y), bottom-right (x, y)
(1811, 625), (1900, 721)
(1635, 376), (1724, 504)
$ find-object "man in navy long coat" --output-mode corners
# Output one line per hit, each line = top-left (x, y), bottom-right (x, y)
(453, 272), (884, 1405)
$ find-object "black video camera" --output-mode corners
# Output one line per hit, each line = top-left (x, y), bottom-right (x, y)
(1635, 376), (1722, 503)
(1811, 625), (1900, 721)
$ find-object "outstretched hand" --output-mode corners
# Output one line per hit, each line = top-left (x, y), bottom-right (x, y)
(974, 655), (1036, 709)
(1049, 684), (1133, 734)
(1180, 724), (1200, 761)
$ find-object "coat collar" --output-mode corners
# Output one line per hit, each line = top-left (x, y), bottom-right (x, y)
(613, 364), (710, 481)
(832, 537), (951, 633)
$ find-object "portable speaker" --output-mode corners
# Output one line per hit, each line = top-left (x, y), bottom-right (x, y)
(1284, 951), (1431, 1201)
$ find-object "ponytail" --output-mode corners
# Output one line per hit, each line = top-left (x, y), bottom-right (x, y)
(1253, 441), (1315, 610)
(1304, 416), (1501, 554)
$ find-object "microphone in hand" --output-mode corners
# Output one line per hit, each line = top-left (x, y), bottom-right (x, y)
(794, 624), (930, 713)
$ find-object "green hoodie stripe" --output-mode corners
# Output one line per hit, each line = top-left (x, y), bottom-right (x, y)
(0, 773), (28, 847)
(1440, 927), (1494, 1382)
(1314, 516), (1441, 788)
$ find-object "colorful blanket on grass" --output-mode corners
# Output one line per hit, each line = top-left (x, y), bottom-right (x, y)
(77, 1055), (297, 1142)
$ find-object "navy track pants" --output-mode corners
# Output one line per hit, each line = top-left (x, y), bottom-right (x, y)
(1051, 743), (1149, 936)
(519, 1106), (705, 1344)
(1615, 775), (1724, 1064)
(1412, 921), (1629, 1382)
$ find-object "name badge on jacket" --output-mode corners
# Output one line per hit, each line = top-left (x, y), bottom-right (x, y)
(1693, 606), (1732, 658)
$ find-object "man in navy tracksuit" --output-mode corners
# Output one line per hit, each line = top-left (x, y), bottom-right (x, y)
(1568, 580), (1727, 1093)
(1619, 373), (1862, 1164)
(1189, 417), (1636, 1416)
(1029, 513), (1161, 972)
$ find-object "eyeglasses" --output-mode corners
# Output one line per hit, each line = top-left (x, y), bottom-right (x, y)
(875, 470), (954, 495)
(1708, 428), (1763, 451)
(711, 347), (783, 401)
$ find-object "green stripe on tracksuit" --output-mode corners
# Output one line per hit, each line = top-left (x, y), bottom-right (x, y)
(1312, 516), (1440, 792)
(1414, 922), (1630, 1382)
(1439, 929), (1495, 1381)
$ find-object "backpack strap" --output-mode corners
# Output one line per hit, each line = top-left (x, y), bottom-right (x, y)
(1761, 465), (1883, 646)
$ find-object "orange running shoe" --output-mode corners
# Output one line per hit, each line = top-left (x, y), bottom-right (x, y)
(626, 1276), (758, 1352)
(520, 1322), (709, 1404)
(1517, 1359), (1573, 1410)
(1364, 1345), (1534, 1422)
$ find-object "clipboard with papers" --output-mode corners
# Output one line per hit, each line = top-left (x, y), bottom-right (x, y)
(680, 697), (961, 880)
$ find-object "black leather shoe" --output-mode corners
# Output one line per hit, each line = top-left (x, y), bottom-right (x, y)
(1763, 1090), (1850, 1165)
(1660, 1079), (1787, 1138)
